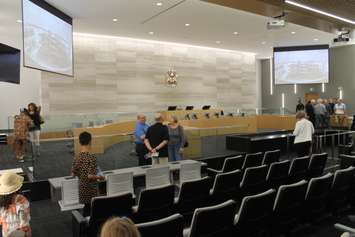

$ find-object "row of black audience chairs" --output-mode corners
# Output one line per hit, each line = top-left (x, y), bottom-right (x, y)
(72, 152), (328, 237)
(137, 166), (355, 237)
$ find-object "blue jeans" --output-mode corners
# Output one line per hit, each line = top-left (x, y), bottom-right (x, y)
(168, 144), (182, 162)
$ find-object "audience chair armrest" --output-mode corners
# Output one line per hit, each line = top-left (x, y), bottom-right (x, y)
(206, 168), (221, 178)
(71, 210), (88, 237)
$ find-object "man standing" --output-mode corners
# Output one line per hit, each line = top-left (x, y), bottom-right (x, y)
(13, 109), (32, 162)
(134, 114), (149, 166)
(296, 98), (305, 112)
(144, 113), (169, 165)
(334, 99), (347, 126)
(305, 100), (315, 126)
(313, 99), (327, 129)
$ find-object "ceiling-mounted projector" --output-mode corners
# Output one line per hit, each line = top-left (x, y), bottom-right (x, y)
(333, 30), (351, 43)
(267, 19), (286, 29)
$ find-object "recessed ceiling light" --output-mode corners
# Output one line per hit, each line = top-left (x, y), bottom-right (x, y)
(149, 31), (154, 35)
(261, 41), (266, 45)
(233, 31), (239, 35)
(156, 2), (163, 6)
(112, 18), (118, 22)
(185, 23), (190, 26)
(216, 41), (221, 44)
(314, 38), (319, 41)
(16, 19), (22, 23)
(291, 31), (296, 34)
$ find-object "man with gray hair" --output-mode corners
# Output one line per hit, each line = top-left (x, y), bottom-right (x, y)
(144, 113), (169, 165)
(314, 98), (327, 128)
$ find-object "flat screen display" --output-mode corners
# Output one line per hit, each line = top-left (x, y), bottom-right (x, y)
(274, 45), (329, 85)
(0, 44), (20, 84)
(22, 0), (73, 76)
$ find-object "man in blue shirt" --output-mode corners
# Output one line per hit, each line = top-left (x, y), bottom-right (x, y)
(134, 114), (150, 166)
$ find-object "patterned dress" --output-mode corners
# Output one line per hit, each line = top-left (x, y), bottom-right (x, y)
(0, 194), (32, 237)
(71, 152), (98, 204)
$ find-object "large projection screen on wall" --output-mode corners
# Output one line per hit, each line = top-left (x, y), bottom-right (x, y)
(22, 0), (73, 76)
(274, 45), (329, 85)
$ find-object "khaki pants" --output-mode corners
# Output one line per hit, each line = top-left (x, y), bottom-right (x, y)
(152, 157), (169, 166)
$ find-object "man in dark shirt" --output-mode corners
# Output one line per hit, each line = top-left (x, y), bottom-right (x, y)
(296, 98), (305, 112)
(144, 113), (169, 165)
(305, 100), (315, 126)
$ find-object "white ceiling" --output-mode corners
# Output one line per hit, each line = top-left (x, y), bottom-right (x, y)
(0, 0), (338, 57)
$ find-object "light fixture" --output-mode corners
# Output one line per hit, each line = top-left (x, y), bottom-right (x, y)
(281, 93), (285, 108)
(16, 19), (22, 23)
(291, 31), (296, 34)
(294, 84), (297, 94)
(314, 38), (319, 41)
(270, 58), (273, 95)
(322, 83), (325, 93)
(285, 0), (355, 25)
(149, 31), (154, 35)
(156, 2), (163, 6)
(261, 41), (266, 45)
(185, 23), (190, 26)
(112, 18), (118, 22)
(215, 41), (221, 44)
(233, 31), (239, 35)
(339, 87), (343, 99)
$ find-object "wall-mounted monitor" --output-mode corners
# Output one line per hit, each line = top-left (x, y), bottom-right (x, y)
(274, 45), (329, 85)
(22, 0), (73, 76)
(0, 43), (21, 84)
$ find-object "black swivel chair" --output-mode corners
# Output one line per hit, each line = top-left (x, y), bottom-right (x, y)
(266, 160), (291, 190)
(308, 153), (328, 179)
(210, 170), (242, 204)
(132, 184), (175, 223)
(72, 193), (134, 237)
(242, 152), (264, 171)
(174, 177), (213, 221)
(289, 156), (310, 184)
(240, 165), (268, 198)
(272, 180), (308, 236)
(185, 200), (237, 237)
(234, 189), (276, 236)
(137, 214), (184, 237)
(304, 173), (333, 222)
(262, 149), (281, 166)
(207, 155), (244, 179)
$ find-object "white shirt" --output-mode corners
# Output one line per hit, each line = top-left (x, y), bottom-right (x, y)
(334, 103), (346, 115)
(293, 118), (314, 144)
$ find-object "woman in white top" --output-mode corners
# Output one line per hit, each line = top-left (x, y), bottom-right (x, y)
(293, 111), (315, 157)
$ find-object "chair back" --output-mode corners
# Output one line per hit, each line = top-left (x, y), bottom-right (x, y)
(106, 172), (134, 196)
(137, 214), (184, 237)
(222, 155), (244, 173)
(61, 178), (80, 206)
(266, 160), (290, 189)
(176, 177), (213, 215)
(189, 200), (237, 237)
(180, 162), (201, 183)
(242, 152), (263, 170)
(305, 173), (333, 220)
(262, 150), (281, 166)
(240, 165), (268, 197)
(136, 184), (175, 222)
(89, 193), (134, 237)
(146, 166), (170, 189)
(272, 180), (308, 235)
(308, 153), (328, 179)
(211, 169), (242, 203)
(234, 189), (276, 236)
(289, 156), (310, 183)
(339, 155), (355, 169)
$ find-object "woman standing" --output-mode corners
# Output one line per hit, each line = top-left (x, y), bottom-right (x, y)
(27, 103), (42, 158)
(0, 172), (32, 237)
(71, 131), (103, 216)
(168, 116), (185, 162)
(293, 111), (315, 157)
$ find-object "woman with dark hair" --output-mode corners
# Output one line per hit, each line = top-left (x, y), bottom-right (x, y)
(71, 131), (103, 216)
(27, 103), (42, 158)
(0, 172), (31, 237)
